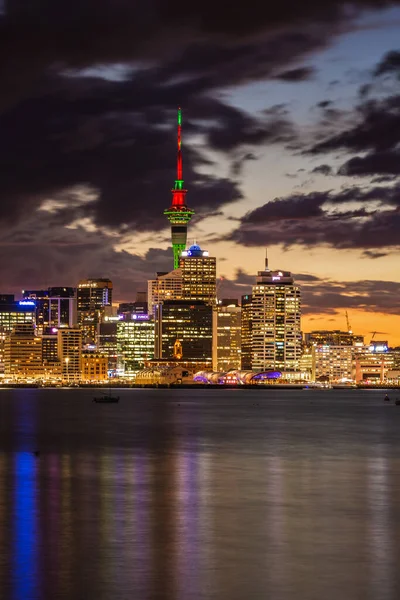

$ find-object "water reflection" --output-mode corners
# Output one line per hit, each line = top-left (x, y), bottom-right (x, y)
(12, 453), (38, 600)
(0, 390), (400, 599)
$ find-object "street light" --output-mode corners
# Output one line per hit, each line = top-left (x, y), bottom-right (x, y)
(65, 357), (70, 384)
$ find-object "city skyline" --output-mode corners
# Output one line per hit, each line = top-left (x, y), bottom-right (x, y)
(0, 3), (399, 342)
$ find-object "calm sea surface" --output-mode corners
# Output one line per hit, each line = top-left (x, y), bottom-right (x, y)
(0, 388), (400, 600)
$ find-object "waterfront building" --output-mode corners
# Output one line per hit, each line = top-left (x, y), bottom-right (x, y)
(251, 256), (301, 372)
(213, 299), (241, 371)
(241, 294), (253, 370)
(313, 344), (354, 383)
(4, 323), (43, 380)
(116, 314), (155, 377)
(155, 300), (212, 364)
(81, 352), (108, 381)
(0, 298), (36, 374)
(148, 269), (182, 314)
(354, 347), (394, 384)
(22, 287), (76, 335)
(57, 328), (82, 381)
(77, 278), (113, 345)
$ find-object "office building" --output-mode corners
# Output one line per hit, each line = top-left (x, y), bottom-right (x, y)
(77, 278), (113, 345)
(155, 300), (212, 363)
(81, 353), (108, 381)
(0, 298), (36, 374)
(313, 344), (354, 383)
(179, 244), (217, 305)
(305, 330), (364, 347)
(98, 318), (119, 374)
(4, 324), (43, 380)
(213, 299), (241, 371)
(241, 294), (253, 370)
(22, 287), (76, 334)
(148, 269), (182, 314)
(117, 314), (155, 376)
(251, 256), (301, 371)
(57, 328), (82, 381)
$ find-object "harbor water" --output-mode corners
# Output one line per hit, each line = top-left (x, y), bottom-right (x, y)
(0, 387), (399, 600)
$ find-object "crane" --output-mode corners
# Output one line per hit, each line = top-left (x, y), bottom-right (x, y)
(369, 331), (387, 341)
(345, 311), (352, 334)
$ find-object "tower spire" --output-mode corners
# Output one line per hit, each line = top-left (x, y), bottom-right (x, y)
(164, 107), (194, 269)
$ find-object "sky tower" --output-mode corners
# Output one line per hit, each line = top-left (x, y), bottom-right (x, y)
(164, 107), (194, 269)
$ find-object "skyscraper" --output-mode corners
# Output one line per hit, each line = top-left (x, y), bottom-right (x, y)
(164, 108), (194, 269)
(57, 328), (82, 381)
(155, 300), (212, 363)
(240, 294), (253, 370)
(179, 244), (217, 305)
(22, 287), (76, 334)
(77, 278), (113, 345)
(213, 299), (242, 371)
(251, 256), (301, 372)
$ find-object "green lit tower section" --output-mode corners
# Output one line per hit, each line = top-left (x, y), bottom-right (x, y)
(164, 107), (194, 269)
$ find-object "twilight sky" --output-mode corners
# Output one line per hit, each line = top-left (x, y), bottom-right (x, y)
(0, 1), (400, 342)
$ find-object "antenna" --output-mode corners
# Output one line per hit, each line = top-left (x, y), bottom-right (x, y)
(345, 311), (352, 334)
(265, 248), (269, 270)
(177, 106), (182, 181)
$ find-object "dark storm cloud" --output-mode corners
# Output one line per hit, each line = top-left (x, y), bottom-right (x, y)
(273, 67), (316, 81)
(338, 150), (400, 176)
(0, 211), (174, 299)
(374, 50), (400, 76)
(311, 164), (333, 175)
(227, 184), (400, 249)
(301, 279), (400, 315)
(310, 95), (400, 155)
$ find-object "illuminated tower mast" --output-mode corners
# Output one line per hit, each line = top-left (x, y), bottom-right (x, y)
(164, 107), (194, 269)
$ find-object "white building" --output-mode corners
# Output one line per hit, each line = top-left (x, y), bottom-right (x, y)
(213, 300), (241, 371)
(251, 257), (301, 372)
(179, 244), (217, 305)
(148, 269), (182, 314)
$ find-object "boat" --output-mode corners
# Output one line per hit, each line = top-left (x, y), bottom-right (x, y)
(93, 395), (119, 403)
(384, 394), (390, 402)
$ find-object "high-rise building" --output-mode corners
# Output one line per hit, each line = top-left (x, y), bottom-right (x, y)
(213, 299), (241, 371)
(22, 287), (76, 334)
(313, 345), (354, 383)
(241, 294), (253, 370)
(179, 244), (217, 305)
(57, 328), (82, 381)
(155, 300), (212, 363)
(98, 318), (119, 374)
(251, 256), (301, 372)
(4, 323), (43, 380)
(164, 108), (194, 269)
(0, 298), (36, 374)
(117, 314), (155, 377)
(148, 269), (182, 314)
(77, 278), (113, 345)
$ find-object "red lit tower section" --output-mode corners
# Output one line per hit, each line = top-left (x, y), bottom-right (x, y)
(164, 107), (194, 269)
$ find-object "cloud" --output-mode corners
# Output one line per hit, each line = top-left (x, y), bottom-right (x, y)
(227, 183), (400, 250)
(301, 278), (400, 315)
(311, 164), (333, 175)
(374, 50), (400, 77)
(274, 66), (315, 81)
(338, 149), (400, 177)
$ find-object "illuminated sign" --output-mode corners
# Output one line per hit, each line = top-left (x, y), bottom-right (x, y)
(18, 301), (35, 306)
(272, 276), (281, 281)
(132, 314), (149, 320)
